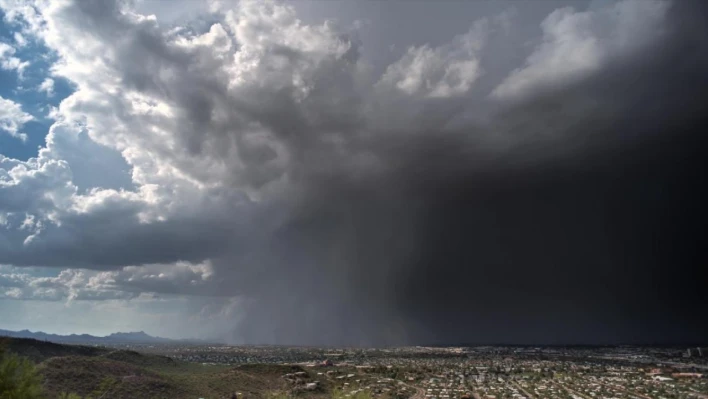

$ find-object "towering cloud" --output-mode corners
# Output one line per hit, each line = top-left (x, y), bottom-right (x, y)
(0, 0), (706, 344)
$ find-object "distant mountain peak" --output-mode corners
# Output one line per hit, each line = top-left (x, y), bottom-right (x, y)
(0, 328), (216, 345)
(0, 328), (170, 344)
(109, 331), (150, 337)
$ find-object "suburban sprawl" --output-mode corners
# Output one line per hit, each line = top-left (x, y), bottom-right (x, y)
(125, 343), (708, 398)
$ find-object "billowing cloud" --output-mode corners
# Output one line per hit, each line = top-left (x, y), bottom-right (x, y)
(377, 18), (490, 98)
(491, 0), (670, 100)
(0, 0), (706, 345)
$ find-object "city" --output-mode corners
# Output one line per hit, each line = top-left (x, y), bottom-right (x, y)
(122, 344), (708, 399)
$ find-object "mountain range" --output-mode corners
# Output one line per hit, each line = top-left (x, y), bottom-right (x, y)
(0, 328), (204, 345)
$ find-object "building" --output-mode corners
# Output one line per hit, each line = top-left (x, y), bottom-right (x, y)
(672, 373), (703, 379)
(652, 376), (674, 382)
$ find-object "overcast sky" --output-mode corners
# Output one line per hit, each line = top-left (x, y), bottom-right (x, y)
(1, 0), (706, 345)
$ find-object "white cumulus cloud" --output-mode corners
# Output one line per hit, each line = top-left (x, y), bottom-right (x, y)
(0, 95), (33, 141)
(38, 77), (55, 96)
(492, 0), (671, 101)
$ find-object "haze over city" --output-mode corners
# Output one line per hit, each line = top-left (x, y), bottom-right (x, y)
(1, 0), (707, 347)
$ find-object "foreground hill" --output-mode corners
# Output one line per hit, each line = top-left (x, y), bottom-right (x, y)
(2, 336), (109, 363)
(0, 337), (341, 399)
(39, 355), (188, 398)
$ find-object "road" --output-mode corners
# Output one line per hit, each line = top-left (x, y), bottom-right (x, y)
(512, 381), (535, 398)
(401, 382), (426, 399)
(597, 381), (652, 399)
(411, 385), (426, 399)
(555, 382), (592, 399)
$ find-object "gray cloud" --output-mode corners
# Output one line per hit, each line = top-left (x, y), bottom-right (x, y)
(1, 0), (706, 345)
(0, 261), (214, 301)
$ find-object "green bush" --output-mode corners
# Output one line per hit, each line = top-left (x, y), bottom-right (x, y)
(55, 376), (117, 399)
(332, 388), (373, 399)
(0, 345), (44, 399)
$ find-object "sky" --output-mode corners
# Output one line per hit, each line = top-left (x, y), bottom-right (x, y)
(0, 0), (706, 346)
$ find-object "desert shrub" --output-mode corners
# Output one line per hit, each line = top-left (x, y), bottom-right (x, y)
(0, 344), (44, 399)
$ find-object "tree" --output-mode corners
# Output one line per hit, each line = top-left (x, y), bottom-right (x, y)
(0, 344), (44, 399)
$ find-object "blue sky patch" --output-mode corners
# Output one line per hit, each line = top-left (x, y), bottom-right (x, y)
(0, 10), (75, 161)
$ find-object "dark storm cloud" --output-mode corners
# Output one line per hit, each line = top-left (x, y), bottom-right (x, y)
(221, 0), (708, 345)
(0, 207), (239, 268)
(2, 0), (706, 345)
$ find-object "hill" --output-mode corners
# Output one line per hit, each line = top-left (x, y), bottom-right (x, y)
(1, 336), (109, 363)
(0, 337), (340, 398)
(38, 355), (188, 399)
